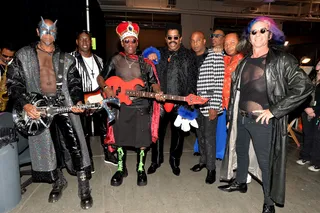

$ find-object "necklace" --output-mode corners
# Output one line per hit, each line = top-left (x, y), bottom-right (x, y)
(37, 44), (55, 56)
(125, 56), (135, 68)
(168, 52), (177, 62)
(83, 56), (95, 78)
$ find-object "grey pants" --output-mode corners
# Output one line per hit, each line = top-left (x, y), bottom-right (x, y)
(196, 112), (218, 170)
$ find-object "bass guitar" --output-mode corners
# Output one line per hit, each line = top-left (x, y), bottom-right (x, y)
(12, 92), (120, 136)
(105, 76), (209, 111)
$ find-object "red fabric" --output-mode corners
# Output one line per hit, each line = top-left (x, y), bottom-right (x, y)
(104, 53), (160, 146)
(222, 53), (244, 109)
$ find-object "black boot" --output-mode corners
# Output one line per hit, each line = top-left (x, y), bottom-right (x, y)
(77, 170), (93, 210)
(48, 170), (68, 203)
(137, 149), (147, 186)
(111, 147), (128, 186)
(205, 169), (216, 184)
(169, 157), (181, 176)
(262, 204), (275, 213)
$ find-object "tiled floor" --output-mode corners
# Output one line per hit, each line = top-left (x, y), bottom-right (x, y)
(8, 132), (320, 213)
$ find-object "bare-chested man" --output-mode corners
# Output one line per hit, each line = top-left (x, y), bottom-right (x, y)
(7, 17), (93, 209)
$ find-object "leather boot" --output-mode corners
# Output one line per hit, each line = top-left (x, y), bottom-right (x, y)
(137, 149), (147, 186)
(205, 169), (216, 184)
(77, 170), (93, 209)
(169, 156), (181, 176)
(111, 147), (128, 186)
(48, 170), (68, 203)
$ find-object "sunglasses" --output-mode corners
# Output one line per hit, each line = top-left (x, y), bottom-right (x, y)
(210, 34), (224, 38)
(123, 38), (137, 44)
(250, 28), (269, 36)
(1, 54), (13, 59)
(167, 36), (179, 40)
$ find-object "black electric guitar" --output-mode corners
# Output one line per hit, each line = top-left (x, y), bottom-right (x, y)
(12, 92), (118, 136)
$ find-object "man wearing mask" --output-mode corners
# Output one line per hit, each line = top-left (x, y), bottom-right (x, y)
(7, 17), (93, 209)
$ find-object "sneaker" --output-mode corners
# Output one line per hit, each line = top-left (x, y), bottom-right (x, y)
(246, 174), (252, 184)
(308, 165), (320, 172)
(296, 159), (310, 165)
(104, 151), (118, 166)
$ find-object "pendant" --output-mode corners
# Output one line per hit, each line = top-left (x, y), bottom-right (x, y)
(129, 64), (132, 68)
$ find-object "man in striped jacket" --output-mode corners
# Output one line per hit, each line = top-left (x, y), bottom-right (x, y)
(190, 31), (225, 184)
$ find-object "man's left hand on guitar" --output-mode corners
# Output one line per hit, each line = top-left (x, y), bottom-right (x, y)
(152, 84), (165, 102)
(71, 101), (85, 113)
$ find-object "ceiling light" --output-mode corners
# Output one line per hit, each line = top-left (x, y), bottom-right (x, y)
(284, 41), (289, 46)
(301, 57), (311, 64)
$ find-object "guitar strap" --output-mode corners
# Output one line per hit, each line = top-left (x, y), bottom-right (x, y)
(138, 55), (149, 90)
(56, 52), (65, 98)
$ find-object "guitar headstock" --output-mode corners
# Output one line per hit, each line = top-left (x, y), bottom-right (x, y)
(185, 94), (209, 105)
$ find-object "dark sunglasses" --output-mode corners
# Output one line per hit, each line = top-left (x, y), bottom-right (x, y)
(123, 38), (137, 44)
(167, 36), (179, 40)
(210, 34), (224, 38)
(1, 54), (13, 59)
(250, 28), (269, 36)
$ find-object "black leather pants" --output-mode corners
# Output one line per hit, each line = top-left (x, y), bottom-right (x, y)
(50, 114), (83, 171)
(150, 109), (185, 165)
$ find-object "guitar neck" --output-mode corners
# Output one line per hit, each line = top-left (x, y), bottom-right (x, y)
(37, 103), (99, 115)
(126, 90), (185, 102)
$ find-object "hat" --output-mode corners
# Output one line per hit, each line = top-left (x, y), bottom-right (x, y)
(116, 21), (139, 41)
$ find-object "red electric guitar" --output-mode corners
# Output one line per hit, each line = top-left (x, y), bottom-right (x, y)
(92, 76), (208, 112)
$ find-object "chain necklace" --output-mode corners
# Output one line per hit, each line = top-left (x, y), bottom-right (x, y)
(124, 56), (135, 68)
(83, 56), (95, 78)
(37, 44), (55, 56)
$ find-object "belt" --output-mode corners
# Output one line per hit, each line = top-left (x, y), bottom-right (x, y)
(239, 110), (262, 119)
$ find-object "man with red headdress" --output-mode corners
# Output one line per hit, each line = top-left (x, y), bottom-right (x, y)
(97, 21), (163, 187)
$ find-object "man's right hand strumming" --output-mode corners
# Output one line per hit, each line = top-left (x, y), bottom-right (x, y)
(23, 103), (40, 119)
(103, 86), (115, 98)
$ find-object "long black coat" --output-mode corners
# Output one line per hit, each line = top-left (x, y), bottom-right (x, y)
(226, 47), (314, 205)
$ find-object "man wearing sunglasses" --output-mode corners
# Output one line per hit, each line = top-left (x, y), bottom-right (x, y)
(210, 29), (225, 53)
(145, 23), (198, 177)
(97, 21), (163, 187)
(0, 40), (17, 112)
(218, 16), (313, 213)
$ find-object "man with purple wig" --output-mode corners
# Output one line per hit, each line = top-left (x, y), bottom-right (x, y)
(218, 16), (313, 213)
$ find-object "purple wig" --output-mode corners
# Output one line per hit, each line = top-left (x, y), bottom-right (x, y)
(244, 16), (285, 45)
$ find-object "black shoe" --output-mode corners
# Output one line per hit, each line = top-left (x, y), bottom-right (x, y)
(190, 163), (206, 172)
(104, 151), (118, 166)
(262, 204), (275, 213)
(205, 170), (216, 184)
(80, 195), (93, 210)
(110, 169), (128, 186)
(193, 152), (201, 156)
(218, 181), (247, 193)
(137, 170), (148, 186)
(48, 179), (68, 203)
(169, 157), (180, 176)
(147, 163), (159, 174)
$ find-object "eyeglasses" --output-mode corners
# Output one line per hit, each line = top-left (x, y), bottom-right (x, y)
(210, 34), (224, 38)
(1, 54), (14, 59)
(123, 38), (137, 44)
(250, 28), (269, 36)
(167, 36), (179, 40)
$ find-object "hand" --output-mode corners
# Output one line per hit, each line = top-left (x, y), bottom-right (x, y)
(103, 87), (115, 98)
(148, 53), (158, 62)
(208, 109), (218, 121)
(71, 101), (85, 113)
(155, 91), (165, 102)
(255, 109), (274, 124)
(23, 103), (40, 119)
(305, 107), (314, 116)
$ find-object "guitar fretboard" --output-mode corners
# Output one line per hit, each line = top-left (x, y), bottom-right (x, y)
(126, 90), (185, 101)
(37, 103), (100, 114)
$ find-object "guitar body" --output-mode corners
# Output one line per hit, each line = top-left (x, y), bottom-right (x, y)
(84, 89), (103, 104)
(106, 76), (145, 105)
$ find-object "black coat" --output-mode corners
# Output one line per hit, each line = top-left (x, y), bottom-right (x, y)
(227, 47), (314, 205)
(156, 45), (198, 96)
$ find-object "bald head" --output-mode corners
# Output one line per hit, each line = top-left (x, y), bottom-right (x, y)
(190, 31), (206, 56)
(224, 33), (239, 56)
